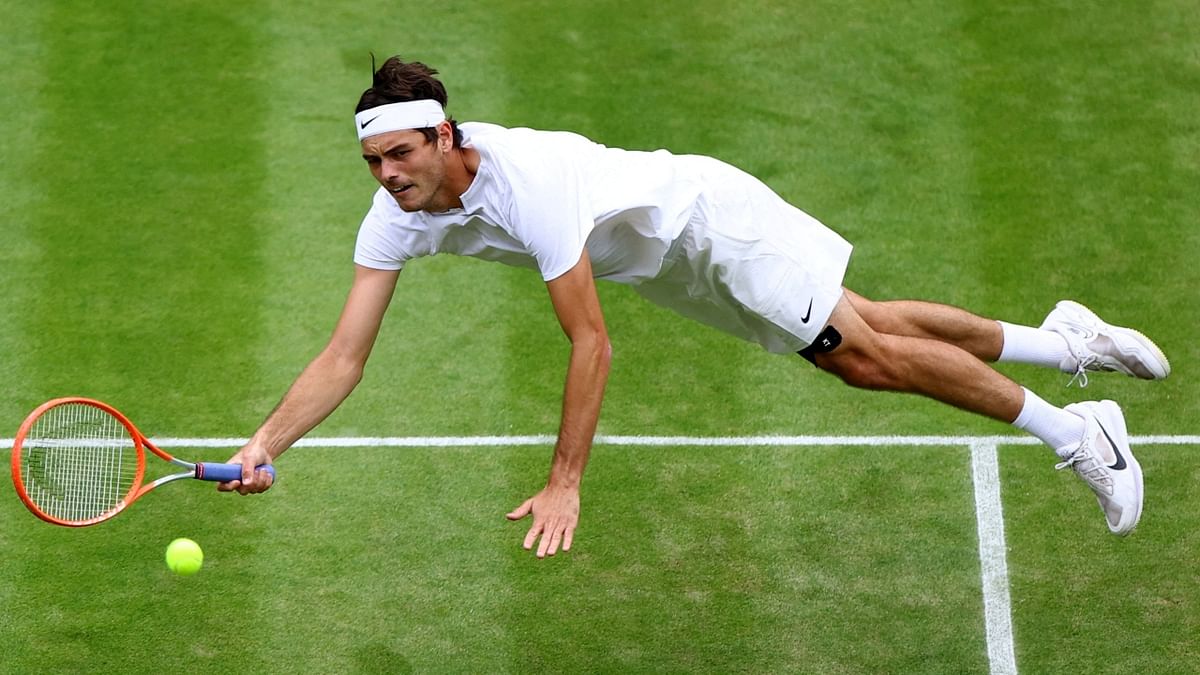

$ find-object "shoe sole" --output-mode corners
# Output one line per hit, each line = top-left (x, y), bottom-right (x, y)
(1091, 399), (1143, 535)
(1054, 300), (1171, 379)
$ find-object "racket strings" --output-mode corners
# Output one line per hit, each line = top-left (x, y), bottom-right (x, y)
(19, 403), (138, 521)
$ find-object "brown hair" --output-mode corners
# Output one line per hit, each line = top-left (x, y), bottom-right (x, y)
(356, 56), (463, 147)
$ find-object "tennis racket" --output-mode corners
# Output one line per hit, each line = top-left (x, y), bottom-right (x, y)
(11, 397), (275, 527)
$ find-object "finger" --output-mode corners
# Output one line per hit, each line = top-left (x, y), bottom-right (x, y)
(523, 522), (542, 551)
(544, 524), (563, 557)
(506, 498), (534, 521)
(562, 526), (574, 553)
(241, 457), (257, 488)
(255, 468), (274, 491)
(537, 520), (560, 558)
(217, 480), (241, 493)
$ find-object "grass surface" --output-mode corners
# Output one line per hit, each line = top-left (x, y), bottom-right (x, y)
(2, 0), (1197, 672)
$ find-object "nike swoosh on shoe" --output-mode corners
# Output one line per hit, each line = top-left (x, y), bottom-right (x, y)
(1097, 423), (1127, 471)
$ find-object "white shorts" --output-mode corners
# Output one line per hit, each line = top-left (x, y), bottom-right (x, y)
(631, 161), (852, 354)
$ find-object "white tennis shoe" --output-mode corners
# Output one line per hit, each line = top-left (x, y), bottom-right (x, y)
(1040, 300), (1171, 386)
(1056, 400), (1143, 536)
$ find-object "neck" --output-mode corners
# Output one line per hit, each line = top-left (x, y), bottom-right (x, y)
(436, 146), (480, 211)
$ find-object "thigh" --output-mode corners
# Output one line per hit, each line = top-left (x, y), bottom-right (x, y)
(840, 288), (1004, 359)
(841, 288), (912, 335)
(805, 292), (888, 371)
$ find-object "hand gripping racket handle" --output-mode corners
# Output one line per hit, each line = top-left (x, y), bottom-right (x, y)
(194, 463), (277, 483)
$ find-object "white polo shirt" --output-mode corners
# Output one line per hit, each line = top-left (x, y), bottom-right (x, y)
(354, 122), (853, 352)
(355, 122), (701, 283)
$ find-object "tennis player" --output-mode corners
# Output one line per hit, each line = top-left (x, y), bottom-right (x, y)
(220, 57), (1170, 555)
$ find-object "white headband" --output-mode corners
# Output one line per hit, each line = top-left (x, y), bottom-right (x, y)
(355, 100), (446, 141)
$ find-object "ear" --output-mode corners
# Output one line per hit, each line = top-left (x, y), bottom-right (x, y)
(437, 120), (454, 152)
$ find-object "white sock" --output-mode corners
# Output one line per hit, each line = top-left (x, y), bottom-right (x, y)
(1011, 387), (1087, 457)
(997, 321), (1071, 371)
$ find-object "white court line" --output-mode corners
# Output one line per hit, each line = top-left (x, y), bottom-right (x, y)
(971, 442), (1018, 675)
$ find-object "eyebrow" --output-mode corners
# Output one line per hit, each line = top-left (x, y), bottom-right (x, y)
(362, 142), (414, 161)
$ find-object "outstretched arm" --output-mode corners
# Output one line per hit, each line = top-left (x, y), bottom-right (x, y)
(220, 264), (400, 494)
(507, 251), (612, 557)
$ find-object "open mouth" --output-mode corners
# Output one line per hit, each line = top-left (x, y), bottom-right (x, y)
(389, 184), (414, 194)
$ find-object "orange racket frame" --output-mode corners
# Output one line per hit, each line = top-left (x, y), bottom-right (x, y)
(11, 397), (273, 527)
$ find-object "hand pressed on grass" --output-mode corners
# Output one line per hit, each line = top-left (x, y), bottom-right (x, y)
(507, 484), (579, 558)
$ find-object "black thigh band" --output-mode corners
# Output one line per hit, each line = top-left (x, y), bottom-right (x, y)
(797, 325), (843, 364)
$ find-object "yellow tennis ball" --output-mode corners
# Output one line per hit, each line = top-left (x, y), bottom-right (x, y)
(165, 538), (204, 576)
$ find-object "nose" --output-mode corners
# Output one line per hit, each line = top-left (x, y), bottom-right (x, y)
(380, 157), (405, 185)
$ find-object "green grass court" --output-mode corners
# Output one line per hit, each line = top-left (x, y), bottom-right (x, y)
(2, 1), (1198, 672)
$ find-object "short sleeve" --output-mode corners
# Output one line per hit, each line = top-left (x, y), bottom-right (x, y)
(502, 149), (592, 281)
(353, 189), (411, 271)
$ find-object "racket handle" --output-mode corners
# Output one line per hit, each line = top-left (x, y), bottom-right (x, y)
(195, 462), (277, 483)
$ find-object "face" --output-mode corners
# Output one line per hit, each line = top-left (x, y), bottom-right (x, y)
(360, 124), (453, 212)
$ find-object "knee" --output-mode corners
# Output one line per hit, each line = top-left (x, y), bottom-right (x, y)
(814, 343), (901, 391)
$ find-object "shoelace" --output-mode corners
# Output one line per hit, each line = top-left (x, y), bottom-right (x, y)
(1067, 363), (1092, 388)
(1055, 452), (1085, 472)
(1055, 447), (1113, 493)
(1064, 343), (1097, 388)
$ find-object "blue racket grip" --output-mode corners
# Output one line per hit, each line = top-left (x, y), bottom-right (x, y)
(195, 462), (276, 483)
